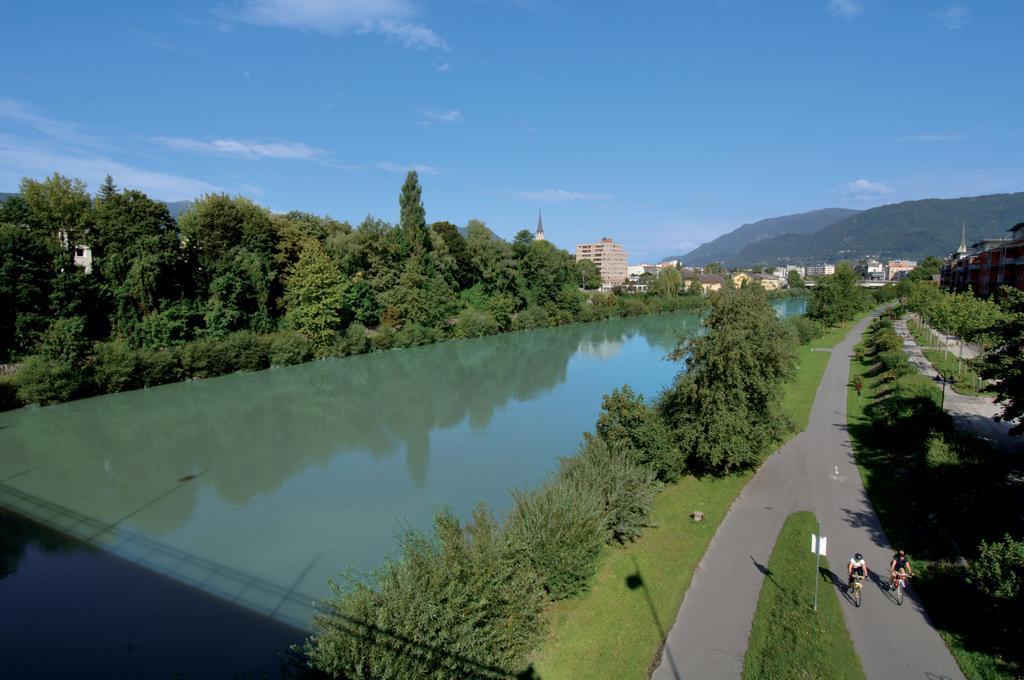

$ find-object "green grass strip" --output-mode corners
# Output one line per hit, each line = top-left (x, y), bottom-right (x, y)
(743, 511), (865, 680)
(904, 319), (988, 396)
(531, 313), (867, 679)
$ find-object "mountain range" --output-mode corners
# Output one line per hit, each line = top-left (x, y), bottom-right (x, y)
(670, 192), (1024, 267)
(1, 192), (192, 221)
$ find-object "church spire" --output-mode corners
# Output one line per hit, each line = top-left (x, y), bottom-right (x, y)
(534, 209), (546, 241)
(957, 221), (968, 255)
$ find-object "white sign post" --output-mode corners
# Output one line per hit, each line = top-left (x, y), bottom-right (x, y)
(811, 531), (827, 612)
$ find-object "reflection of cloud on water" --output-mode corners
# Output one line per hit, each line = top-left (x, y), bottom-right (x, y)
(576, 338), (625, 360)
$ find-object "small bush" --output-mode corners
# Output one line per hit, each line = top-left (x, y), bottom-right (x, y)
(785, 316), (824, 345)
(15, 355), (85, 405)
(968, 534), (1024, 605)
(395, 322), (442, 348)
(304, 504), (546, 680)
(181, 337), (232, 379)
(262, 331), (312, 367)
(512, 306), (549, 331)
(138, 348), (181, 386)
(340, 322), (370, 355)
(221, 331), (269, 372)
(878, 349), (911, 378)
(454, 307), (499, 339)
(596, 385), (682, 481)
(0, 376), (21, 411)
(506, 476), (605, 600)
(559, 438), (658, 545)
(92, 339), (142, 393)
(370, 325), (398, 351)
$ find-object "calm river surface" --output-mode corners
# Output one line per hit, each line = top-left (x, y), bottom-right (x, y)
(0, 300), (803, 676)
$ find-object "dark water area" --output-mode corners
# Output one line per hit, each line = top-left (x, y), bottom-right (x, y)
(0, 509), (307, 679)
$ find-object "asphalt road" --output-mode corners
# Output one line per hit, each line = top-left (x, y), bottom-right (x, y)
(652, 313), (965, 680)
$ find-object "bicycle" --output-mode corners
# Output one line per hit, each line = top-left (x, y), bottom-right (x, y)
(890, 571), (911, 605)
(849, 574), (865, 607)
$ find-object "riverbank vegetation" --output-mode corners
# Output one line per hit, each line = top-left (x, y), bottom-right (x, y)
(847, 315), (1023, 678)
(302, 285), (868, 678)
(1, 171), (712, 409)
(743, 511), (864, 680)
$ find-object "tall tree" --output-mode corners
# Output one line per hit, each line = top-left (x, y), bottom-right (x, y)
(787, 269), (804, 289)
(806, 262), (864, 325)
(19, 173), (92, 254)
(659, 286), (796, 472)
(979, 289), (1024, 435)
(284, 240), (348, 352)
(399, 171), (429, 261)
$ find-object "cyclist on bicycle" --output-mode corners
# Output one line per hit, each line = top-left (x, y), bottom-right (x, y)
(889, 549), (913, 589)
(848, 552), (868, 588)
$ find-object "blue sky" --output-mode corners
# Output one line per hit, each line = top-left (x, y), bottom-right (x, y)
(1, 1), (1022, 261)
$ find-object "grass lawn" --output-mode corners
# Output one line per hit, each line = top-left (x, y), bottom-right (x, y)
(845, 336), (1022, 679)
(742, 511), (864, 680)
(904, 318), (989, 396)
(531, 312), (866, 679)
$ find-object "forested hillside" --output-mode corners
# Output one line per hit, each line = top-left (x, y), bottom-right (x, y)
(666, 208), (858, 266)
(732, 192), (1024, 265)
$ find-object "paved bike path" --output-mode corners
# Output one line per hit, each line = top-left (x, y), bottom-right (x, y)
(652, 313), (964, 680)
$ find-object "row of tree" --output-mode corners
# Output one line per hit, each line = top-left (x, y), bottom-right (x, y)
(304, 285), (800, 677)
(0, 171), (707, 407)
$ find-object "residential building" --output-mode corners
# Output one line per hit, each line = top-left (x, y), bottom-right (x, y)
(753, 273), (783, 291)
(576, 237), (628, 285)
(886, 259), (917, 281)
(805, 264), (835, 277)
(857, 258), (885, 280)
(685, 273), (724, 294)
(772, 265), (804, 280)
(940, 222), (1024, 296)
(627, 265), (647, 278)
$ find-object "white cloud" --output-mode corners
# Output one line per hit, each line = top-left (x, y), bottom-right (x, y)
(420, 109), (463, 125)
(227, 0), (448, 49)
(931, 6), (970, 30)
(436, 62), (451, 72)
(0, 134), (227, 201)
(838, 178), (893, 201)
(377, 160), (445, 175)
(828, 0), (864, 19)
(0, 97), (105, 148)
(895, 133), (966, 143)
(512, 189), (612, 202)
(154, 136), (326, 160)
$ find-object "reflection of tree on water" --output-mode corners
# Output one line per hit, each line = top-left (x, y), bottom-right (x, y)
(0, 311), (703, 534)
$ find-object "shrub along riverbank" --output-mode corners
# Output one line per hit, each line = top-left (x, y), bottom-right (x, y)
(742, 511), (864, 680)
(847, 314), (1023, 679)
(301, 284), (869, 679)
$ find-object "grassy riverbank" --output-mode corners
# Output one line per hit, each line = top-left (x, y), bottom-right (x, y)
(532, 313), (866, 679)
(743, 511), (864, 680)
(846, 319), (1022, 679)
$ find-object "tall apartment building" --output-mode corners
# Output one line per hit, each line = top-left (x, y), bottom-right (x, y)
(941, 223), (1024, 296)
(576, 237), (628, 286)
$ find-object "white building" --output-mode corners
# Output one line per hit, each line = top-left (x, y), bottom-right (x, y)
(577, 237), (628, 285)
(805, 264), (835, 277)
(772, 265), (805, 280)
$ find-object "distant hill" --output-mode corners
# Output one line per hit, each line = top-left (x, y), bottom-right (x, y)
(732, 192), (1024, 266)
(0, 192), (17, 203)
(664, 208), (859, 266)
(165, 200), (192, 220)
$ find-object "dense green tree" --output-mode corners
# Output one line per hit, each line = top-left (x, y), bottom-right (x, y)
(0, 224), (57, 361)
(19, 173), (92, 253)
(979, 289), (1024, 435)
(520, 239), (578, 305)
(659, 286), (796, 472)
(906, 255), (944, 283)
(0, 194), (30, 224)
(787, 269), (804, 288)
(577, 259), (601, 289)
(655, 266), (683, 296)
(594, 385), (681, 481)
(284, 240), (348, 352)
(92, 182), (181, 335)
(430, 221), (477, 289)
(806, 263), (865, 326)
(179, 194), (278, 334)
(703, 262), (724, 274)
(466, 220), (522, 299)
